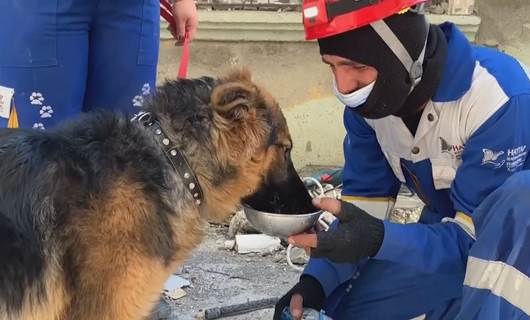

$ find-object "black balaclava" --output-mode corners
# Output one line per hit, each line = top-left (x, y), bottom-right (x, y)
(318, 11), (448, 119)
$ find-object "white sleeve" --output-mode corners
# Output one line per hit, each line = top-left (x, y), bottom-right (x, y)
(342, 196), (396, 220)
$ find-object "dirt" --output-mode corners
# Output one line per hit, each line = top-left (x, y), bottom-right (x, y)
(152, 188), (423, 320)
(160, 224), (300, 319)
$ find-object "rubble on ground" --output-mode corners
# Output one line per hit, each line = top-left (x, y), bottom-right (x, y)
(149, 166), (424, 319)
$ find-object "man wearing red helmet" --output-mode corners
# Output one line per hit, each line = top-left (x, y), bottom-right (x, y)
(275, 0), (530, 319)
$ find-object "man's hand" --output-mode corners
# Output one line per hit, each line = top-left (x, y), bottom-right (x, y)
(273, 275), (325, 320)
(288, 197), (384, 264)
(171, 0), (198, 43)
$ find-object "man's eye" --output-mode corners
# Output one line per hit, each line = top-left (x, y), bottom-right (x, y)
(352, 65), (368, 70)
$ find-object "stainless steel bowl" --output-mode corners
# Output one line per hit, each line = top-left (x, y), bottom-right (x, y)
(242, 204), (323, 238)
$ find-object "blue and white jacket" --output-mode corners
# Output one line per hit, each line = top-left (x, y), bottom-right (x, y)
(304, 22), (530, 296)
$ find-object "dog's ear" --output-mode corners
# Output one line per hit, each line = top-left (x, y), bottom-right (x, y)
(211, 81), (257, 121)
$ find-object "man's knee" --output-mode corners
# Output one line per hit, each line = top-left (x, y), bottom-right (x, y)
(482, 170), (530, 222)
(505, 170), (530, 185)
(499, 171), (530, 197)
(475, 171), (530, 225)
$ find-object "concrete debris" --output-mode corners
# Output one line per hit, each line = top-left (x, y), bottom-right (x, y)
(223, 240), (235, 250)
(235, 234), (282, 254)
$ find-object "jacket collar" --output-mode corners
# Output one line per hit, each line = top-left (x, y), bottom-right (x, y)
(432, 22), (476, 102)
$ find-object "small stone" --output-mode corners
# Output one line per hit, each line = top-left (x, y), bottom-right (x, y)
(223, 240), (235, 250)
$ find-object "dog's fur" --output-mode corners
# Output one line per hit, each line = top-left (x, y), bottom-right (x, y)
(0, 69), (313, 320)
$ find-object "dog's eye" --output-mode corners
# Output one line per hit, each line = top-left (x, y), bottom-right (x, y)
(275, 143), (291, 158)
(284, 147), (291, 158)
(280, 144), (291, 158)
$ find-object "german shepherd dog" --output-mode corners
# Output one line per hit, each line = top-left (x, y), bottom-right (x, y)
(0, 69), (314, 320)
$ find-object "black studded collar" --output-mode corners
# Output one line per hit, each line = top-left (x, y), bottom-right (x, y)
(132, 112), (204, 207)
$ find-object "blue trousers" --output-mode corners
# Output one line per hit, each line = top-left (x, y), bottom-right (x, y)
(324, 171), (530, 319)
(0, 0), (160, 129)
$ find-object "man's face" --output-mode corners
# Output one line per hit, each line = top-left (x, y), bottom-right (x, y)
(321, 54), (378, 94)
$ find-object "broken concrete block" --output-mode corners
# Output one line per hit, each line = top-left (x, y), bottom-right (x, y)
(235, 234), (282, 254)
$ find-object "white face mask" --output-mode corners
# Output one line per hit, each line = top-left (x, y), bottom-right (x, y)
(333, 79), (376, 109)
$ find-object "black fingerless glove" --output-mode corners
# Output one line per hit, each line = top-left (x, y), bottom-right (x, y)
(311, 201), (384, 264)
(273, 275), (325, 320)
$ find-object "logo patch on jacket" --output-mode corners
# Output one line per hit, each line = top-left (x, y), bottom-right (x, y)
(481, 149), (505, 168)
(439, 137), (464, 160)
(481, 145), (528, 171)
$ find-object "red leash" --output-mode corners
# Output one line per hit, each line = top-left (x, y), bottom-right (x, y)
(160, 0), (189, 79)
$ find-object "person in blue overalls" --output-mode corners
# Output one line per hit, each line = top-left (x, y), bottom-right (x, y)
(274, 0), (530, 319)
(0, 0), (197, 129)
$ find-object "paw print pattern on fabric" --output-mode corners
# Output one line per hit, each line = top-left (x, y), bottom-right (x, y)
(30, 92), (45, 105)
(29, 91), (54, 124)
(32, 123), (45, 130)
(141, 83), (151, 96)
(132, 83), (152, 108)
(40, 106), (54, 118)
(132, 95), (144, 107)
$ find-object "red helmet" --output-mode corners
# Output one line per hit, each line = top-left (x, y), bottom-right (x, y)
(303, 0), (429, 40)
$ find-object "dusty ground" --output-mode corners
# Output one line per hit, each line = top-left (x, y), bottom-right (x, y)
(163, 224), (299, 319)
(152, 170), (423, 320)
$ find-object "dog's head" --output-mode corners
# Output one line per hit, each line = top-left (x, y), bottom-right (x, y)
(207, 69), (316, 219)
(147, 69), (315, 220)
